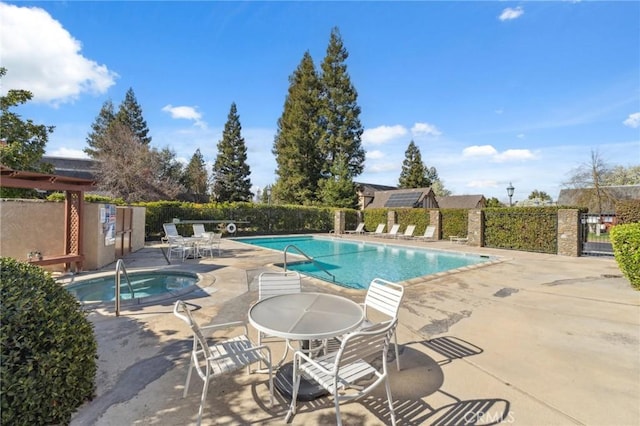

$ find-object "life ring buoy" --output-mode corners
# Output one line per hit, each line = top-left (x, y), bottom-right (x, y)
(226, 223), (237, 234)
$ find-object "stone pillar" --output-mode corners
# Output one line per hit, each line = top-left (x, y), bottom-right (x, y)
(558, 209), (580, 256)
(429, 209), (441, 240)
(334, 210), (345, 234)
(387, 210), (397, 233)
(467, 209), (483, 247)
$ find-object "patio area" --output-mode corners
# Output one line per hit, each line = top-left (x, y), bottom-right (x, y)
(69, 236), (640, 425)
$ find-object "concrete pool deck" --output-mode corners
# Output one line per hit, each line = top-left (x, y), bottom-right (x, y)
(69, 235), (640, 426)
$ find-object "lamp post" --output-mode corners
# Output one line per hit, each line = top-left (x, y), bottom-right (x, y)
(506, 182), (515, 207)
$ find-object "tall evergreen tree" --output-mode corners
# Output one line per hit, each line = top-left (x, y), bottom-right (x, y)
(115, 88), (151, 145)
(319, 27), (365, 181)
(184, 149), (209, 203)
(272, 52), (324, 205)
(398, 140), (431, 188)
(317, 154), (358, 208)
(212, 103), (253, 202)
(84, 99), (115, 157)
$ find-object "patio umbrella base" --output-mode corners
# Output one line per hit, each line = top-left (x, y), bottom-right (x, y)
(274, 362), (329, 401)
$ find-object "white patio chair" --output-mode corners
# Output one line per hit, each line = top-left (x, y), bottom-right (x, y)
(345, 222), (365, 234)
(192, 223), (206, 238)
(256, 271), (302, 365)
(397, 224), (416, 239)
(198, 232), (222, 257)
(367, 223), (386, 236)
(415, 225), (436, 241)
(173, 300), (273, 426)
(349, 278), (405, 371)
(166, 235), (193, 262)
(285, 319), (398, 426)
(379, 223), (400, 238)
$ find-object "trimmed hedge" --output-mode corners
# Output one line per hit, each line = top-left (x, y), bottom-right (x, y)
(0, 258), (97, 424)
(616, 200), (640, 224)
(610, 223), (640, 290)
(484, 207), (558, 254)
(441, 208), (468, 240)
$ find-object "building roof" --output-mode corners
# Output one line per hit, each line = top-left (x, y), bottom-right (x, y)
(557, 185), (640, 213)
(436, 194), (486, 209)
(355, 182), (397, 197)
(41, 156), (98, 181)
(366, 187), (435, 209)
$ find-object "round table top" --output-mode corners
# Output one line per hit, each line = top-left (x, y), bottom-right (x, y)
(248, 292), (364, 341)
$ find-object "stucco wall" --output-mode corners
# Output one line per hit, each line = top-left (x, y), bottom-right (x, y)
(0, 200), (147, 272)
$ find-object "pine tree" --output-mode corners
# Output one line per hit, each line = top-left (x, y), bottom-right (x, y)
(84, 99), (115, 157)
(115, 88), (151, 145)
(317, 154), (358, 208)
(272, 52), (324, 205)
(184, 149), (209, 203)
(212, 103), (253, 202)
(319, 27), (365, 181)
(399, 140), (431, 188)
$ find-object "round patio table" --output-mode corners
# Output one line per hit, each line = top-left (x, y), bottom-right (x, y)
(248, 292), (364, 400)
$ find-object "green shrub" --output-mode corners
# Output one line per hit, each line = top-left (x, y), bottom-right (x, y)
(0, 258), (97, 424)
(610, 223), (640, 290)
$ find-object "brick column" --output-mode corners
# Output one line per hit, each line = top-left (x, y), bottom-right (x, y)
(429, 209), (441, 240)
(557, 209), (580, 256)
(467, 209), (483, 247)
(334, 210), (345, 234)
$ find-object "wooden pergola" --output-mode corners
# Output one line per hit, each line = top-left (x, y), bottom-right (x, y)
(0, 164), (97, 271)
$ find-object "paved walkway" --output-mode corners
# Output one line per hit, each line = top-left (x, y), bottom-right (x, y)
(69, 236), (639, 426)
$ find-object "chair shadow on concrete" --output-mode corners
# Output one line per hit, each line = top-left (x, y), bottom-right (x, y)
(418, 335), (484, 366)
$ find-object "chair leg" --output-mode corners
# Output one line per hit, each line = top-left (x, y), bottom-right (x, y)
(384, 378), (396, 426)
(285, 363), (302, 422)
(197, 374), (210, 426)
(394, 333), (401, 371)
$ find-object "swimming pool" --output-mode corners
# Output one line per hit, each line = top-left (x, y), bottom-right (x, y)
(234, 235), (493, 289)
(66, 270), (199, 304)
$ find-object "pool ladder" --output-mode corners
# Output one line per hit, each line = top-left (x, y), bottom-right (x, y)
(115, 259), (135, 316)
(283, 244), (335, 282)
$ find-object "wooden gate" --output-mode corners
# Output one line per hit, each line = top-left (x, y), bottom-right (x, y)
(115, 207), (133, 259)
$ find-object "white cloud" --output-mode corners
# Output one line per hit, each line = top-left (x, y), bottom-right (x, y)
(362, 125), (407, 145)
(0, 3), (117, 104)
(411, 122), (441, 137)
(48, 147), (89, 158)
(366, 150), (386, 160)
(162, 104), (207, 129)
(499, 7), (524, 21)
(462, 145), (498, 157)
(517, 133), (525, 139)
(368, 161), (399, 173)
(493, 149), (537, 162)
(623, 112), (640, 128)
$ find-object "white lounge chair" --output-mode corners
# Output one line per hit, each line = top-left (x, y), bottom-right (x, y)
(192, 223), (206, 238)
(378, 223), (400, 238)
(173, 300), (273, 426)
(415, 225), (436, 241)
(163, 223), (193, 261)
(285, 319), (398, 426)
(345, 222), (365, 235)
(367, 223), (386, 236)
(397, 224), (416, 239)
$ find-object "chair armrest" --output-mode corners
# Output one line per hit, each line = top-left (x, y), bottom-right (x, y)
(200, 321), (249, 335)
(292, 349), (334, 376)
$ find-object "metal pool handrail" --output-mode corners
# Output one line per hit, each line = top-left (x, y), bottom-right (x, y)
(115, 259), (135, 316)
(283, 244), (335, 281)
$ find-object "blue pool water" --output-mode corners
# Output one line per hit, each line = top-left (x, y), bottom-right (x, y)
(66, 271), (199, 303)
(234, 235), (492, 289)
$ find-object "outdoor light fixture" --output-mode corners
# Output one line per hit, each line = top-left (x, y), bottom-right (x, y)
(507, 182), (515, 207)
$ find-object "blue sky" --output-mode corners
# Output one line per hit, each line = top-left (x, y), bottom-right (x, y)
(2, 1), (639, 203)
